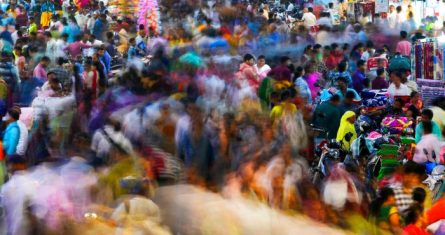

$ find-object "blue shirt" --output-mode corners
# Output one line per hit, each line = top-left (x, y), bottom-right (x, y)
(0, 30), (13, 45)
(336, 88), (361, 101)
(415, 121), (442, 143)
(100, 51), (111, 75)
(63, 24), (81, 44)
(352, 70), (366, 93)
(3, 121), (20, 156)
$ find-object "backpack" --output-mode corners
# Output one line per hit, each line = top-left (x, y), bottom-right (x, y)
(389, 55), (410, 72)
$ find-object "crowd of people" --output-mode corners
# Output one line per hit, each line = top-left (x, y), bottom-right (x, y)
(1, 0), (445, 234)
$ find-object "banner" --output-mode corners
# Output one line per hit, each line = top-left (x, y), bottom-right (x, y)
(375, 0), (389, 13)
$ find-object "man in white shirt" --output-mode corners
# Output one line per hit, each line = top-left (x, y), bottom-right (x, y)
(302, 7), (317, 29)
(75, 10), (88, 31)
(388, 71), (411, 98)
(388, 5), (397, 29)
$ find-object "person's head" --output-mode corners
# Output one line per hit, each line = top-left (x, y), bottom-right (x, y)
(400, 30), (408, 39)
(391, 70), (403, 86)
(331, 43), (339, 52)
(48, 76), (61, 92)
(304, 45), (313, 55)
(404, 203), (426, 226)
(346, 112), (356, 124)
(407, 11), (414, 20)
(421, 109), (434, 121)
(323, 46), (331, 57)
(294, 66), (304, 78)
(303, 7), (308, 13)
(412, 187), (427, 205)
(330, 94), (341, 106)
(337, 76), (348, 90)
(243, 54), (255, 66)
(396, 6), (402, 13)
(280, 56), (291, 65)
(338, 60), (348, 72)
(5, 106), (20, 122)
(13, 46), (21, 56)
(40, 56), (50, 67)
(357, 59), (366, 72)
(377, 68), (385, 78)
(344, 90), (356, 105)
(308, 7), (313, 13)
(389, 4), (395, 12)
(410, 91), (420, 102)
(403, 161), (425, 188)
(129, 37), (136, 46)
(29, 16), (35, 23)
(257, 55), (266, 67)
(314, 44), (322, 53)
(97, 45), (105, 56)
(423, 120), (433, 135)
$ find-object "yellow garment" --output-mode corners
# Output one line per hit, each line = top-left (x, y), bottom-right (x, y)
(0, 78), (7, 100)
(431, 106), (445, 132)
(336, 111), (357, 150)
(270, 102), (297, 123)
(40, 12), (52, 28)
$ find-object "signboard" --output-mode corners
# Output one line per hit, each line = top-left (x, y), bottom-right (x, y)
(367, 57), (389, 71)
(375, 0), (389, 13)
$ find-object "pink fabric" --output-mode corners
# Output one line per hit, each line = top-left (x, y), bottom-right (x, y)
(305, 72), (322, 100)
(33, 63), (47, 81)
(64, 41), (91, 58)
(238, 63), (259, 88)
(19, 108), (33, 130)
(413, 134), (442, 164)
(396, 40), (412, 57)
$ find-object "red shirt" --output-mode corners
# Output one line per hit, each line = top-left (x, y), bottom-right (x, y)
(402, 225), (429, 235)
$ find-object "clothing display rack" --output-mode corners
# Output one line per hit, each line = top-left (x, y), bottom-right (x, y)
(412, 38), (444, 81)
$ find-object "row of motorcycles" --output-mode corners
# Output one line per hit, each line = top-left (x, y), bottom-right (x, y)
(310, 118), (445, 201)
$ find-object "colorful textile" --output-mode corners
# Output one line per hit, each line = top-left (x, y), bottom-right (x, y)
(381, 116), (413, 135)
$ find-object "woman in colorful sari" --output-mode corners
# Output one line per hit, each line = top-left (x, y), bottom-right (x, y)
(336, 111), (357, 151)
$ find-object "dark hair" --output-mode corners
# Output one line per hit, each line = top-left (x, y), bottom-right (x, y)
(7, 105), (20, 120)
(338, 61), (348, 72)
(295, 66), (304, 78)
(366, 41), (374, 48)
(369, 187), (395, 217)
(330, 94), (341, 102)
(345, 90), (356, 100)
(423, 120), (433, 134)
(314, 44), (322, 50)
(403, 161), (425, 176)
(396, 6), (402, 13)
(410, 91), (418, 98)
(41, 56), (50, 62)
(412, 187), (426, 204)
(404, 203), (423, 225)
(357, 59), (366, 67)
(280, 56), (290, 64)
(400, 30), (408, 39)
(421, 109), (434, 120)
(308, 7), (313, 12)
(258, 55), (266, 60)
(243, 54), (254, 62)
(47, 71), (56, 77)
(377, 68), (385, 76)
(331, 43), (339, 50)
(337, 76), (348, 84)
